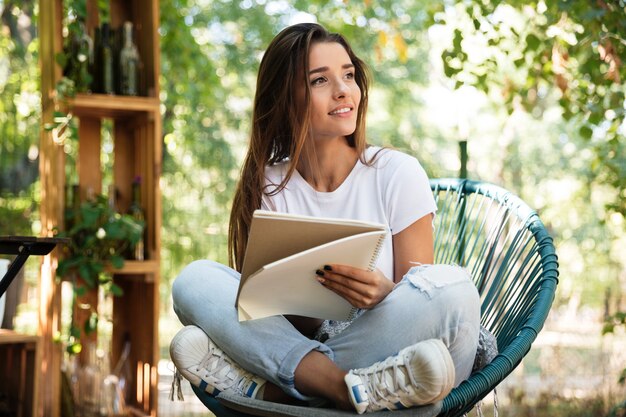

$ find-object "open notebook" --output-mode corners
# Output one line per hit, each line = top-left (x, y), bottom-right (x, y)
(235, 210), (387, 321)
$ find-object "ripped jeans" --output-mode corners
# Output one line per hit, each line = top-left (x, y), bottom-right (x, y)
(172, 261), (481, 401)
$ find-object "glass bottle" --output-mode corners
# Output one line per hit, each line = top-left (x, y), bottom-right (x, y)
(128, 176), (145, 260)
(113, 334), (133, 406)
(70, 184), (81, 229)
(100, 23), (115, 94)
(64, 183), (73, 231)
(107, 184), (118, 218)
(91, 26), (101, 92)
(119, 21), (140, 96)
(78, 342), (101, 417)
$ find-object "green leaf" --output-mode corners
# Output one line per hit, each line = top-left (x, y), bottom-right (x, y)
(109, 282), (124, 297)
(452, 29), (463, 51)
(579, 125), (593, 139)
(80, 205), (101, 228)
(69, 325), (81, 339)
(110, 255), (124, 269)
(525, 34), (541, 51)
(84, 312), (98, 334)
(66, 342), (82, 355)
(55, 52), (67, 68)
(78, 264), (96, 287)
(602, 322), (615, 334)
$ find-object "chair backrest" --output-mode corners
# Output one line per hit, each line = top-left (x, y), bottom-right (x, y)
(430, 179), (559, 417)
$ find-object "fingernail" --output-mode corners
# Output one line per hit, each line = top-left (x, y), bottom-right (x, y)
(316, 277), (325, 284)
(323, 265), (332, 271)
(316, 269), (324, 277)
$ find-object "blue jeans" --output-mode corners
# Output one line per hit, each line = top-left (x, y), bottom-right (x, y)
(172, 261), (480, 401)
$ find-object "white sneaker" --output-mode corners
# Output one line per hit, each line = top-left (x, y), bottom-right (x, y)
(344, 339), (455, 414)
(169, 325), (266, 398)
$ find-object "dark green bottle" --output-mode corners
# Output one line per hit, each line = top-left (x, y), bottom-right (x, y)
(100, 23), (114, 94)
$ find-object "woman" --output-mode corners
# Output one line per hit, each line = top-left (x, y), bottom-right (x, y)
(170, 22), (480, 414)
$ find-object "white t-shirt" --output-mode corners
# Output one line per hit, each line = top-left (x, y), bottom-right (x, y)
(261, 146), (437, 281)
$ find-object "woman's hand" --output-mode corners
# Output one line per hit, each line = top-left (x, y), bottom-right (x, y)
(315, 265), (394, 309)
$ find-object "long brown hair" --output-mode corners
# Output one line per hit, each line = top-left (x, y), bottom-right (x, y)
(228, 23), (371, 271)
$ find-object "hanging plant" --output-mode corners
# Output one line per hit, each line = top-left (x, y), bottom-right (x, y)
(55, 193), (144, 354)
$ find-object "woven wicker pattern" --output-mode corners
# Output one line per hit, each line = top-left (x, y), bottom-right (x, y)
(431, 179), (559, 416)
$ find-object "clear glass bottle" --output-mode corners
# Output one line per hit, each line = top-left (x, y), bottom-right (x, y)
(119, 21), (140, 96)
(128, 176), (145, 260)
(78, 342), (101, 417)
(113, 334), (133, 406)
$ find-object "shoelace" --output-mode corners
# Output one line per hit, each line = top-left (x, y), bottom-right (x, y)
(169, 368), (185, 401)
(354, 352), (418, 408)
(196, 346), (256, 396)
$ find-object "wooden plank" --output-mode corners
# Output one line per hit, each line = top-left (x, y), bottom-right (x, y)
(69, 94), (160, 117)
(78, 117), (103, 197)
(110, 0), (132, 29)
(38, 0), (65, 414)
(114, 118), (136, 213)
(0, 330), (39, 344)
(106, 260), (159, 276)
(85, 0), (100, 34)
(151, 88), (162, 264)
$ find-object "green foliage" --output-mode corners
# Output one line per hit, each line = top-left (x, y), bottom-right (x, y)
(0, 0), (40, 194)
(56, 194), (143, 289)
(440, 0), (626, 218)
(603, 311), (626, 335)
(55, 194), (144, 353)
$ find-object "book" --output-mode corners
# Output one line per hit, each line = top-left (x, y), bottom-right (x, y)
(236, 210), (387, 321)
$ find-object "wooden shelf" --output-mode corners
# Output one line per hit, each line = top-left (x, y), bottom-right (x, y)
(0, 330), (39, 417)
(106, 259), (160, 278)
(68, 93), (160, 119)
(0, 329), (39, 345)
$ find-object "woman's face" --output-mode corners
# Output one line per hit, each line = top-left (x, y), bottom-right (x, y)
(305, 42), (361, 142)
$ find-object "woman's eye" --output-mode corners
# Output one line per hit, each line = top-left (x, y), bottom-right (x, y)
(345, 72), (355, 80)
(311, 77), (326, 86)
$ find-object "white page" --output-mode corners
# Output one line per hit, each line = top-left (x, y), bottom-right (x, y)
(237, 230), (386, 321)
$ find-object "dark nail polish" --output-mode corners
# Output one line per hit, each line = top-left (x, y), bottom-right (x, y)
(316, 269), (324, 277)
(323, 265), (332, 271)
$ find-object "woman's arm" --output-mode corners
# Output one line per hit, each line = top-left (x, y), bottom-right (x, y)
(391, 213), (434, 282)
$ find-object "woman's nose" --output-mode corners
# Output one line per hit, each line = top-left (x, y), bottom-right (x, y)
(333, 80), (349, 99)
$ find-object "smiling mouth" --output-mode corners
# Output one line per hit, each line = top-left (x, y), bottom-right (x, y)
(329, 107), (352, 115)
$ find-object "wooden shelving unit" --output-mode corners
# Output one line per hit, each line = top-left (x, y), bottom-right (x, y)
(35, 0), (162, 416)
(0, 330), (40, 417)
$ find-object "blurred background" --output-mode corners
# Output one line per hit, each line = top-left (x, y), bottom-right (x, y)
(1, 0), (625, 415)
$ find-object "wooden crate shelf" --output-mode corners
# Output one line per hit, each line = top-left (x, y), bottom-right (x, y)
(0, 330), (40, 417)
(38, 0), (162, 416)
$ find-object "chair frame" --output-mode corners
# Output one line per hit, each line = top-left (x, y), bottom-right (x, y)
(431, 179), (558, 416)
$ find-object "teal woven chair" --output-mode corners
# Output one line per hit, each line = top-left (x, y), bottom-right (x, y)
(188, 178), (559, 417)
